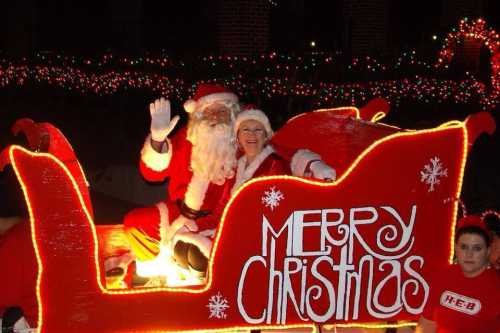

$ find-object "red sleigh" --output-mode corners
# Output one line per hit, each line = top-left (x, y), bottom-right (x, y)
(0, 100), (495, 332)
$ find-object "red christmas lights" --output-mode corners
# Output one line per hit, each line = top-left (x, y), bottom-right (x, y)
(0, 18), (497, 110)
(436, 17), (500, 106)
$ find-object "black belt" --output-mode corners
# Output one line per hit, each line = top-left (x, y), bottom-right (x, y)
(177, 199), (211, 220)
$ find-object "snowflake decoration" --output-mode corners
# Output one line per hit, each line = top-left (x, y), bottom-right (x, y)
(262, 186), (284, 210)
(207, 292), (229, 319)
(420, 156), (448, 192)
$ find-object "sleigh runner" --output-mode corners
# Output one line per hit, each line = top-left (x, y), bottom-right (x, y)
(0, 103), (495, 332)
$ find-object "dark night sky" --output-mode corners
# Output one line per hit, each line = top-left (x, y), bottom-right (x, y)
(2, 0), (498, 55)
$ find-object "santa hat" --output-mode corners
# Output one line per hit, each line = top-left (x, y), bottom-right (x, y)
(456, 215), (488, 233)
(183, 83), (238, 114)
(234, 105), (273, 138)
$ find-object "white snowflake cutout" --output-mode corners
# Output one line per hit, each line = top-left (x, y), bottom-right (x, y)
(262, 186), (284, 210)
(420, 156), (448, 192)
(207, 291), (229, 319)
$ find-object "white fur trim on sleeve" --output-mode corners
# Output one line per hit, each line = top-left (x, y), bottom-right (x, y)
(290, 149), (321, 176)
(140, 134), (172, 171)
(184, 174), (210, 210)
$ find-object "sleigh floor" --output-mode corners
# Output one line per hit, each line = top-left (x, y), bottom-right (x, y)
(96, 224), (131, 259)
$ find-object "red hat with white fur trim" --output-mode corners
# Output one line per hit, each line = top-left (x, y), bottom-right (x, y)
(183, 83), (238, 114)
(234, 105), (273, 138)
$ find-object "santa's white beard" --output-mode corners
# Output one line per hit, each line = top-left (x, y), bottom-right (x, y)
(188, 121), (237, 185)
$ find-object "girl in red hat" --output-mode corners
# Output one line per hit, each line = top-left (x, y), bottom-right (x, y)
(416, 215), (500, 333)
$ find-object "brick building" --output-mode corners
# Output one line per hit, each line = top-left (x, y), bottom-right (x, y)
(343, 0), (389, 56)
(217, 0), (271, 56)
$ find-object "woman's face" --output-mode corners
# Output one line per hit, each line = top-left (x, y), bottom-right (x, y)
(237, 119), (267, 158)
(456, 233), (490, 277)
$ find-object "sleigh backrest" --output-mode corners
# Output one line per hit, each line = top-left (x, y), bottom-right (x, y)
(272, 111), (401, 177)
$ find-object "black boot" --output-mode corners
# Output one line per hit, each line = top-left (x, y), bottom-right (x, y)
(2, 306), (24, 333)
(187, 244), (208, 273)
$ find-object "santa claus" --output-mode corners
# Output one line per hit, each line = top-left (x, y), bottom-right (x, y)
(123, 84), (335, 282)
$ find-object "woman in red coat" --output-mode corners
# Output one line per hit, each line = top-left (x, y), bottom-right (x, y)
(229, 106), (291, 193)
(416, 215), (500, 333)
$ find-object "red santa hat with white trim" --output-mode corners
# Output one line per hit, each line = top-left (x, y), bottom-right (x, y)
(234, 104), (274, 138)
(183, 83), (239, 114)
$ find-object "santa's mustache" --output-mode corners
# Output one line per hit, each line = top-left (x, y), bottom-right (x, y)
(189, 121), (233, 145)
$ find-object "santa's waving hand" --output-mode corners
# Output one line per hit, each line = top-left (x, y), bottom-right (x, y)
(149, 97), (179, 143)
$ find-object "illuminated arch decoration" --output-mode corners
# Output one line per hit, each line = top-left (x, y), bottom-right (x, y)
(0, 110), (495, 332)
(436, 17), (500, 108)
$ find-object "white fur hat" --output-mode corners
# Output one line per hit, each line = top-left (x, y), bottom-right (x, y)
(234, 105), (273, 138)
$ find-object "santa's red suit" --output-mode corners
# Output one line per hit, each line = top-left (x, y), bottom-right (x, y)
(124, 126), (232, 261)
(124, 84), (243, 267)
